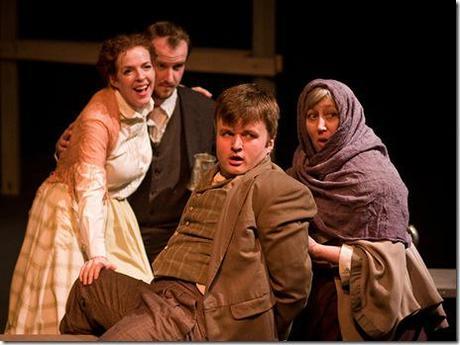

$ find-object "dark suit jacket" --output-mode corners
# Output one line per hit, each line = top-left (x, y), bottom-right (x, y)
(177, 86), (216, 169)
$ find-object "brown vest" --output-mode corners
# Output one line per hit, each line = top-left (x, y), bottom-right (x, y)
(152, 178), (231, 284)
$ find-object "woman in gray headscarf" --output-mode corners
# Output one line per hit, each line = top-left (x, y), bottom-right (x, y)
(287, 79), (447, 341)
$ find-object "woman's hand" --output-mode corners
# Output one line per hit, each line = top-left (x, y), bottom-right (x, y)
(79, 256), (117, 285)
(191, 86), (213, 98)
(308, 236), (321, 259)
(308, 236), (340, 264)
(178, 83), (213, 98)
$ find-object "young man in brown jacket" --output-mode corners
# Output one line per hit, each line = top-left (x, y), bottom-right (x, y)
(60, 83), (317, 341)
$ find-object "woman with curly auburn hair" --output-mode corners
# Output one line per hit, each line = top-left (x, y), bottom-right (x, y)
(5, 33), (156, 334)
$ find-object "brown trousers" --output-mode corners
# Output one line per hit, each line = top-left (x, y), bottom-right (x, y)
(60, 270), (206, 341)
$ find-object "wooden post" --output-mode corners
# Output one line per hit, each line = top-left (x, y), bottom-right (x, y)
(0, 0), (20, 195)
(252, 0), (277, 93)
(253, 0), (278, 161)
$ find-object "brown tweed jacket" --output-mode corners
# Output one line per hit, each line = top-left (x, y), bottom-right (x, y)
(201, 158), (317, 340)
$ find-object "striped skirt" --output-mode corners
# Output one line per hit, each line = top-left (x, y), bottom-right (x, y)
(4, 180), (153, 334)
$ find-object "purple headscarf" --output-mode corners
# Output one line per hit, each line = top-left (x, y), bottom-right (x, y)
(288, 79), (411, 245)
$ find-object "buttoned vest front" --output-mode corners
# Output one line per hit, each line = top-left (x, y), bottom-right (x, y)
(129, 101), (191, 234)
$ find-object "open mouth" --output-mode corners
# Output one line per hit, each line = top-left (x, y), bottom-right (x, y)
(133, 84), (150, 97)
(229, 156), (244, 165)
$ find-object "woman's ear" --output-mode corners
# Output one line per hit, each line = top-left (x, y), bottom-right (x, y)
(109, 75), (118, 89)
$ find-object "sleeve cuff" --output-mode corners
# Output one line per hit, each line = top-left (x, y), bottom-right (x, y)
(339, 243), (353, 287)
(88, 240), (107, 259)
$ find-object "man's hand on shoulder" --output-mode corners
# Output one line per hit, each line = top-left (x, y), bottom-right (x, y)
(191, 86), (213, 98)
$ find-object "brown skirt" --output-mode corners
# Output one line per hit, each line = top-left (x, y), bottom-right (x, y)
(288, 264), (427, 341)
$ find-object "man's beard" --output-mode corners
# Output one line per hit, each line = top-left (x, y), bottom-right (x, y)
(153, 86), (174, 102)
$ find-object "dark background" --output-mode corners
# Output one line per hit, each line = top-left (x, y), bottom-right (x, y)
(0, 0), (456, 335)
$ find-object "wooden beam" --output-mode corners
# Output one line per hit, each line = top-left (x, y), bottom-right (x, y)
(0, 40), (283, 77)
(0, 40), (101, 65)
(188, 48), (282, 77)
(1, 0), (20, 195)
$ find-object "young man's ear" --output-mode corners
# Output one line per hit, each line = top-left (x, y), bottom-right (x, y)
(266, 138), (275, 152)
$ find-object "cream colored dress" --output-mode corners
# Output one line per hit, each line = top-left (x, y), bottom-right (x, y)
(5, 88), (154, 334)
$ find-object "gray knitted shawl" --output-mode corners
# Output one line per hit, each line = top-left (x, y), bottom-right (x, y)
(288, 79), (411, 245)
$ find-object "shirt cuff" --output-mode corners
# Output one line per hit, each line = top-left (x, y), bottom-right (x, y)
(339, 243), (353, 287)
(89, 239), (107, 258)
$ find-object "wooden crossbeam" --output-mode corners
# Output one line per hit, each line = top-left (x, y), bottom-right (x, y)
(0, 40), (283, 77)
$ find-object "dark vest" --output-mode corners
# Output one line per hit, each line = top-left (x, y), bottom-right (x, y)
(129, 102), (191, 262)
